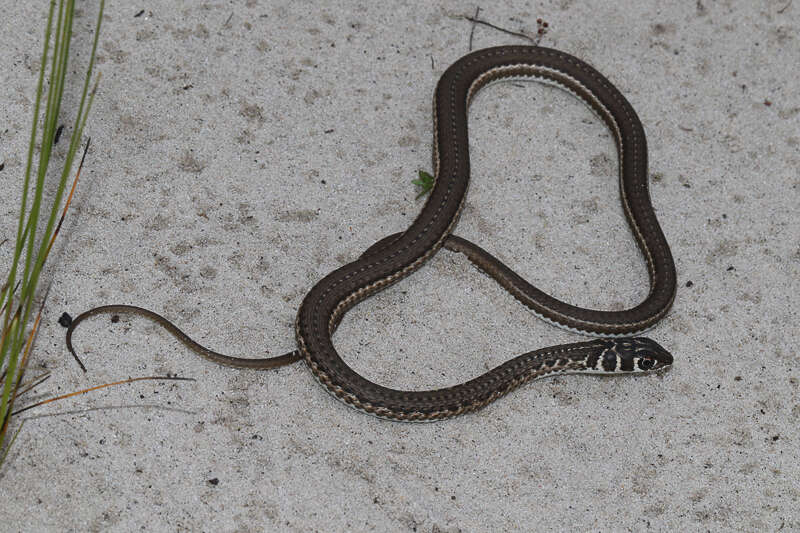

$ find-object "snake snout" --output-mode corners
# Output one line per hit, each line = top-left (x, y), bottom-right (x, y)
(624, 337), (673, 372)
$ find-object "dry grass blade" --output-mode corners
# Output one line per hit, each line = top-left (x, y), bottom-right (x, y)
(13, 372), (52, 399)
(12, 376), (196, 416)
(44, 138), (91, 260)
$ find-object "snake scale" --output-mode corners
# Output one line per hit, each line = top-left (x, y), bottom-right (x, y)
(67, 46), (676, 421)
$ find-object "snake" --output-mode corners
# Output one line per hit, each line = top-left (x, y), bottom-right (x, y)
(66, 45), (676, 421)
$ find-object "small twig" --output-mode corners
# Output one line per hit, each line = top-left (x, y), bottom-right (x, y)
(468, 6), (481, 51)
(223, 11), (234, 29)
(463, 14), (537, 44)
(12, 376), (196, 416)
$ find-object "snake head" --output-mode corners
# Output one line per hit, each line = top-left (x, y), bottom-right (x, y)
(596, 337), (673, 373)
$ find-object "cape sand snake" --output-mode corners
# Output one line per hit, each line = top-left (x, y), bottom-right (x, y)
(67, 46), (676, 421)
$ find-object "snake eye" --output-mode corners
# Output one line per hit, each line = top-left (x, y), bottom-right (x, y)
(639, 358), (655, 370)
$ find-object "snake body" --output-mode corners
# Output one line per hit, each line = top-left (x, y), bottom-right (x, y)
(67, 46), (676, 421)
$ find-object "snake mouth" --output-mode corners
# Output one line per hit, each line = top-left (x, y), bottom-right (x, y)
(629, 338), (673, 372)
(598, 337), (673, 373)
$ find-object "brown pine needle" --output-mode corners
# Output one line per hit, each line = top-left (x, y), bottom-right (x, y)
(12, 375), (196, 416)
(44, 138), (90, 259)
(14, 371), (51, 399)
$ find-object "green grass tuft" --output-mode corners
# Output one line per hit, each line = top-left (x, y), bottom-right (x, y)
(0, 0), (105, 465)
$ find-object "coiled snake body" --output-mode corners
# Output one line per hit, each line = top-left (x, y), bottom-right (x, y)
(67, 46), (676, 421)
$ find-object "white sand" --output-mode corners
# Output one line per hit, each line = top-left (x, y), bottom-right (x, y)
(1, 1), (798, 531)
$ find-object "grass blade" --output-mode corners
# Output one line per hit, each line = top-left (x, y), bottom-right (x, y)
(12, 376), (196, 417)
(0, 0), (105, 461)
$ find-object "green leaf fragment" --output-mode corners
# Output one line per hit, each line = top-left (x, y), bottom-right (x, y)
(412, 170), (434, 199)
